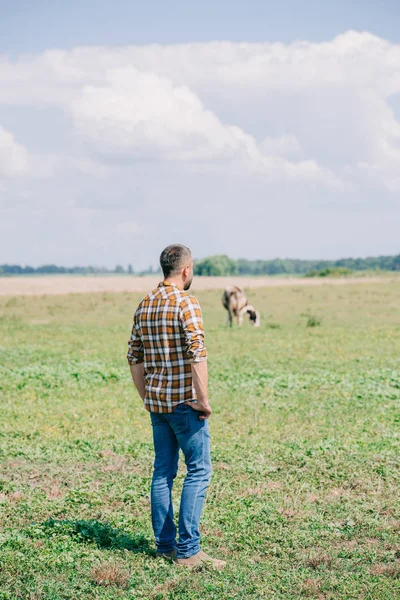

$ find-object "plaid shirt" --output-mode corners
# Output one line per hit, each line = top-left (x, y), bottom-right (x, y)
(127, 282), (207, 413)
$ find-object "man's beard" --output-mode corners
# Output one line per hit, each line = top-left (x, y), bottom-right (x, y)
(184, 275), (193, 291)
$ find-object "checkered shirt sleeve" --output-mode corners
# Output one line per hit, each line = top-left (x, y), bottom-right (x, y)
(127, 310), (144, 365)
(179, 295), (208, 363)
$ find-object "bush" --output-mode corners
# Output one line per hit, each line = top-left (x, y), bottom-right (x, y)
(301, 311), (322, 327)
(306, 314), (321, 327)
(194, 255), (238, 276)
(305, 267), (353, 278)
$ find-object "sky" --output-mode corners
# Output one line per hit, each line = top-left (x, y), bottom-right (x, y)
(1, 0), (400, 269)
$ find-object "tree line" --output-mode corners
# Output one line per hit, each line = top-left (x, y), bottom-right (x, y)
(2, 253), (399, 277)
(0, 264), (150, 276)
(193, 254), (400, 276)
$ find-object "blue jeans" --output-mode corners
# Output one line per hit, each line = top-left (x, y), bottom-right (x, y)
(150, 403), (212, 558)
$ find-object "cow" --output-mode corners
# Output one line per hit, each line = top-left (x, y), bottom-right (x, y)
(222, 286), (260, 327)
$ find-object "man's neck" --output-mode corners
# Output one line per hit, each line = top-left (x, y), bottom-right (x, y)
(164, 278), (184, 290)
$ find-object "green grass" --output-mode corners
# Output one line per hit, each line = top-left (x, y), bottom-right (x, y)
(0, 283), (399, 599)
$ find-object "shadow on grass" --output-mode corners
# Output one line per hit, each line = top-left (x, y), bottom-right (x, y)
(42, 518), (154, 555)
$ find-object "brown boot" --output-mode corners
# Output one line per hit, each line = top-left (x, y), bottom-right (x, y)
(176, 550), (226, 569)
(156, 549), (177, 562)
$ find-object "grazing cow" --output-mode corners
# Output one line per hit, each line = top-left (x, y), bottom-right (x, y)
(222, 286), (260, 327)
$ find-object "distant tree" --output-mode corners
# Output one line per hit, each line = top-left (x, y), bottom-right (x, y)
(114, 265), (125, 274)
(127, 264), (133, 274)
(36, 264), (63, 274)
(194, 255), (238, 276)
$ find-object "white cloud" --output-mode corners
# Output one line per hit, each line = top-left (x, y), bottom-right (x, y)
(68, 66), (337, 185)
(0, 126), (61, 183)
(1, 31), (399, 189)
(1, 31), (400, 264)
(70, 66), (249, 161)
(2, 31), (400, 98)
(260, 134), (302, 159)
(0, 126), (30, 178)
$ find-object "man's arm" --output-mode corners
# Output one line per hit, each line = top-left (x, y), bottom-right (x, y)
(130, 363), (146, 400)
(191, 360), (212, 420)
(127, 311), (146, 402)
(180, 296), (212, 419)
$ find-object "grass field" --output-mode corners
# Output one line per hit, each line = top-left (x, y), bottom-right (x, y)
(0, 282), (399, 599)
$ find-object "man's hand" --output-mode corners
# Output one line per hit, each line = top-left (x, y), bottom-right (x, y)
(189, 360), (211, 419)
(185, 400), (212, 420)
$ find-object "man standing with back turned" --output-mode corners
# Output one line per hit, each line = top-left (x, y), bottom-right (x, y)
(127, 244), (226, 569)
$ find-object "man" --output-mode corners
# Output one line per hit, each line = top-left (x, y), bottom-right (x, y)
(127, 244), (226, 569)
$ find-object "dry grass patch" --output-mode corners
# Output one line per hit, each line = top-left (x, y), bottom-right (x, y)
(90, 561), (130, 588)
(306, 493), (320, 503)
(151, 576), (181, 598)
(214, 462), (233, 471)
(369, 563), (400, 578)
(8, 491), (24, 502)
(99, 449), (118, 458)
(328, 487), (348, 498)
(278, 507), (299, 520)
(301, 577), (325, 598)
(200, 526), (224, 539)
(102, 458), (127, 472)
(46, 486), (64, 499)
(305, 554), (333, 570)
(243, 481), (283, 497)
(0, 491), (24, 503)
(390, 520), (400, 531)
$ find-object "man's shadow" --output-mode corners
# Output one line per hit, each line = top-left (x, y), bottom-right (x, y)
(42, 518), (154, 556)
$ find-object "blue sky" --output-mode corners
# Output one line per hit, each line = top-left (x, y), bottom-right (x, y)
(1, 0), (400, 53)
(1, 1), (400, 268)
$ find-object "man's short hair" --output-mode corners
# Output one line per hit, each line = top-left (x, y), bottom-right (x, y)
(160, 244), (192, 278)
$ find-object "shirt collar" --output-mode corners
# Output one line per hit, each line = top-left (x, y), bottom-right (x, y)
(159, 281), (184, 291)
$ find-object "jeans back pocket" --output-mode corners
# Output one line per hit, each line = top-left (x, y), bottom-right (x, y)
(168, 403), (189, 435)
